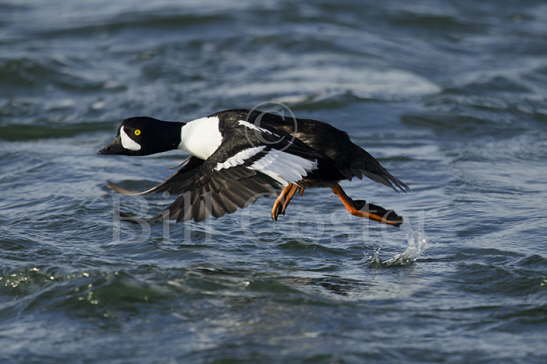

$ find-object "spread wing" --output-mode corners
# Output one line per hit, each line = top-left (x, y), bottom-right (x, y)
(107, 156), (205, 196)
(149, 124), (322, 222)
(153, 159), (279, 222)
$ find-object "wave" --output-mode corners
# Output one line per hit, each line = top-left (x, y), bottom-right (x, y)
(0, 121), (114, 141)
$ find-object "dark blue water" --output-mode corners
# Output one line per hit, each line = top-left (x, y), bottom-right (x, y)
(1, 1), (547, 362)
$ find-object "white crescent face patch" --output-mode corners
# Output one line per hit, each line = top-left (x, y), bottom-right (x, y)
(120, 126), (142, 151)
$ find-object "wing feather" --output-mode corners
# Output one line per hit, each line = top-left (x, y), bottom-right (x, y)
(107, 156), (205, 196)
(148, 162), (280, 222)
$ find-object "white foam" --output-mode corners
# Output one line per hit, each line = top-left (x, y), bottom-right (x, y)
(368, 230), (429, 267)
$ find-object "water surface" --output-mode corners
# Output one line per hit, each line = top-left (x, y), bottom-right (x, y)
(1, 1), (547, 363)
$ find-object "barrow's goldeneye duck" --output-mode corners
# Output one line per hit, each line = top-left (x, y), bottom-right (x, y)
(98, 109), (409, 225)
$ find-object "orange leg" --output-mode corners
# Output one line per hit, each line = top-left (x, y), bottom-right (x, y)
(271, 184), (304, 221)
(331, 184), (402, 226)
(271, 185), (292, 221)
(280, 184), (304, 215)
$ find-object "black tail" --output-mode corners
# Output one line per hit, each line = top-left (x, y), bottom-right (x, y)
(349, 145), (409, 192)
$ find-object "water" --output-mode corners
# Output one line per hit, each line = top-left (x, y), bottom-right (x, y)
(1, 0), (547, 362)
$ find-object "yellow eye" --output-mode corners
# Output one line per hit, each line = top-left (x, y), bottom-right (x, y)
(134, 129), (141, 136)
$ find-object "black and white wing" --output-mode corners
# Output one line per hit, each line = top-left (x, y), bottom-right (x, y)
(218, 109), (408, 191)
(151, 124), (322, 222)
(154, 159), (279, 222)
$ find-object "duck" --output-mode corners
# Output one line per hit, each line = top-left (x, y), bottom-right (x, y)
(98, 109), (409, 226)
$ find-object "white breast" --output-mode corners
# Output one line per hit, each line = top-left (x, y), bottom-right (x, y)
(179, 116), (222, 160)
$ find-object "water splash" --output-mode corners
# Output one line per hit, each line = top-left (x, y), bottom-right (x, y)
(368, 230), (429, 267)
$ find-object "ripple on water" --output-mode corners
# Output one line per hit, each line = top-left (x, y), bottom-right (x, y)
(277, 240), (350, 257)
(0, 268), (178, 319)
(2, 0), (547, 362)
(0, 57), (108, 93)
(454, 254), (547, 297)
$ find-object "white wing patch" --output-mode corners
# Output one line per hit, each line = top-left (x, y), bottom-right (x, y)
(214, 146), (265, 171)
(249, 149), (317, 186)
(120, 126), (141, 151)
(238, 120), (276, 135)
